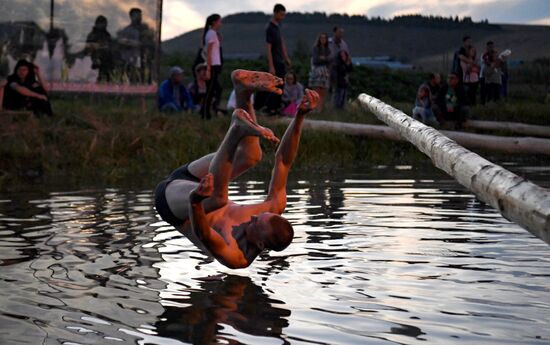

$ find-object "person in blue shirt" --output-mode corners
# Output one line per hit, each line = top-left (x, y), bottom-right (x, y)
(158, 66), (194, 113)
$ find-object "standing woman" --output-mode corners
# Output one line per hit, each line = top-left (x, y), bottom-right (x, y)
(201, 14), (223, 120)
(308, 33), (331, 112)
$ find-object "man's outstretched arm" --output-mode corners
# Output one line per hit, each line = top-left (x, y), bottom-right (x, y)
(266, 89), (319, 213)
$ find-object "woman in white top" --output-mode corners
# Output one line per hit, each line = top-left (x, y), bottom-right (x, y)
(201, 14), (223, 119)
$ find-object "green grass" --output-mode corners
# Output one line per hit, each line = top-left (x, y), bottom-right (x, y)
(0, 96), (431, 190)
(2, 61), (549, 191)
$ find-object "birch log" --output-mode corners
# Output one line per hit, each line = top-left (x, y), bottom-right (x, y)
(465, 120), (550, 138)
(358, 93), (550, 245)
(276, 118), (550, 156)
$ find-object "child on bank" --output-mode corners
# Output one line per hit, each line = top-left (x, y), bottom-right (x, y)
(412, 84), (438, 126)
(281, 72), (304, 117)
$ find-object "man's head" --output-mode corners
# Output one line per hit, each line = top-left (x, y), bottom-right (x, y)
(486, 40), (495, 52)
(430, 72), (441, 86)
(463, 35), (472, 48)
(246, 212), (294, 252)
(273, 4), (286, 23)
(129, 8), (142, 24)
(169, 66), (183, 84)
(447, 73), (459, 88)
(333, 26), (344, 41)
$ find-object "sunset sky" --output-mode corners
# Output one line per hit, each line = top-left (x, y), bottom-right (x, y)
(162, 0), (550, 40)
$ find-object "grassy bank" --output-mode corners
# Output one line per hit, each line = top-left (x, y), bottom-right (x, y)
(2, 58), (549, 191)
(0, 96), (432, 191)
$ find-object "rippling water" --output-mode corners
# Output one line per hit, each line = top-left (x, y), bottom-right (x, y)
(1, 166), (549, 345)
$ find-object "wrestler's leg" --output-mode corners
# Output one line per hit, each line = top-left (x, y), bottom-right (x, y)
(202, 109), (278, 211)
(188, 71), (283, 180)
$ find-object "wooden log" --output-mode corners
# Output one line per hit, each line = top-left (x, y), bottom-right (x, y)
(358, 93), (550, 244)
(464, 120), (550, 138)
(277, 118), (550, 156)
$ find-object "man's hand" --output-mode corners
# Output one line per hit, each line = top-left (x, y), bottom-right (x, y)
(190, 173), (213, 203)
(298, 89), (320, 115)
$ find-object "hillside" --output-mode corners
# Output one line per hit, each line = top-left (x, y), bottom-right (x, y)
(162, 12), (550, 70)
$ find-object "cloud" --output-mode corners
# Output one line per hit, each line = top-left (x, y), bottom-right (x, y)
(162, 1), (203, 40)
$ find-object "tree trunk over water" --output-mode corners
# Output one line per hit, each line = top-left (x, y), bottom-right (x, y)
(358, 93), (550, 245)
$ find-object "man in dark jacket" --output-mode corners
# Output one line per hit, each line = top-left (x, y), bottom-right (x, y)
(158, 66), (194, 113)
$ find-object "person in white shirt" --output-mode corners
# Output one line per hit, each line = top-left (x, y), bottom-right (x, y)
(201, 14), (223, 119)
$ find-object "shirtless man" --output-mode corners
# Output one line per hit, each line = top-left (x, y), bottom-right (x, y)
(154, 70), (319, 268)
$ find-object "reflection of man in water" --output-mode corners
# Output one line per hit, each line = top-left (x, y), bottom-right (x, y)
(155, 275), (290, 344)
(116, 8), (154, 83)
(154, 70), (319, 269)
(85, 15), (114, 82)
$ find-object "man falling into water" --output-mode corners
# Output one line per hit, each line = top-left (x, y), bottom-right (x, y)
(154, 70), (319, 268)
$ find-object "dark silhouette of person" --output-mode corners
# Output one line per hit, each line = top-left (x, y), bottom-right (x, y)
(116, 8), (154, 84)
(85, 15), (114, 82)
(2, 59), (53, 117)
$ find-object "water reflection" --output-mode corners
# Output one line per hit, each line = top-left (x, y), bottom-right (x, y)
(0, 165), (549, 344)
(155, 274), (290, 344)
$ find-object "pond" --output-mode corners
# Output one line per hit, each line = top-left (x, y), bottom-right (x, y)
(1, 165), (549, 345)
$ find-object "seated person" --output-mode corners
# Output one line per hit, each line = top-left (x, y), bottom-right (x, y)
(427, 73), (443, 122)
(187, 63), (208, 112)
(281, 71), (303, 117)
(435, 73), (468, 129)
(412, 84), (438, 127)
(158, 66), (194, 113)
(2, 59), (53, 117)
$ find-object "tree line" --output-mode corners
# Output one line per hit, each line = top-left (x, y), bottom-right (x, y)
(223, 12), (500, 30)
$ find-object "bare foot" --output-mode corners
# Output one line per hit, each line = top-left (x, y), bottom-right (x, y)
(231, 109), (280, 144)
(231, 69), (283, 95)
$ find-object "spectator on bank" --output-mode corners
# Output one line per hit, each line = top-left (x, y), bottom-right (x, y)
(329, 26), (350, 90)
(427, 73), (443, 123)
(281, 71), (304, 116)
(188, 63), (208, 112)
(461, 46), (480, 105)
(333, 50), (353, 109)
(308, 32), (331, 112)
(452, 35), (473, 84)
(85, 15), (114, 82)
(479, 41), (495, 104)
(484, 51), (502, 103)
(262, 3), (291, 115)
(2, 59), (53, 117)
(201, 14), (224, 119)
(412, 84), (438, 126)
(437, 73), (468, 128)
(158, 66), (194, 113)
(499, 49), (511, 99)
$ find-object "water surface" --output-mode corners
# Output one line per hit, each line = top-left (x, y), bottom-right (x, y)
(1, 166), (549, 344)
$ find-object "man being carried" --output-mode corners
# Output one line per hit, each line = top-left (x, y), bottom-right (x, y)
(154, 70), (319, 268)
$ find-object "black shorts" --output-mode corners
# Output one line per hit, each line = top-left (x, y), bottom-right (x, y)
(154, 164), (201, 227)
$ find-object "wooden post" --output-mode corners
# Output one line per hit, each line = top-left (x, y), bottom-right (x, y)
(358, 93), (550, 245)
